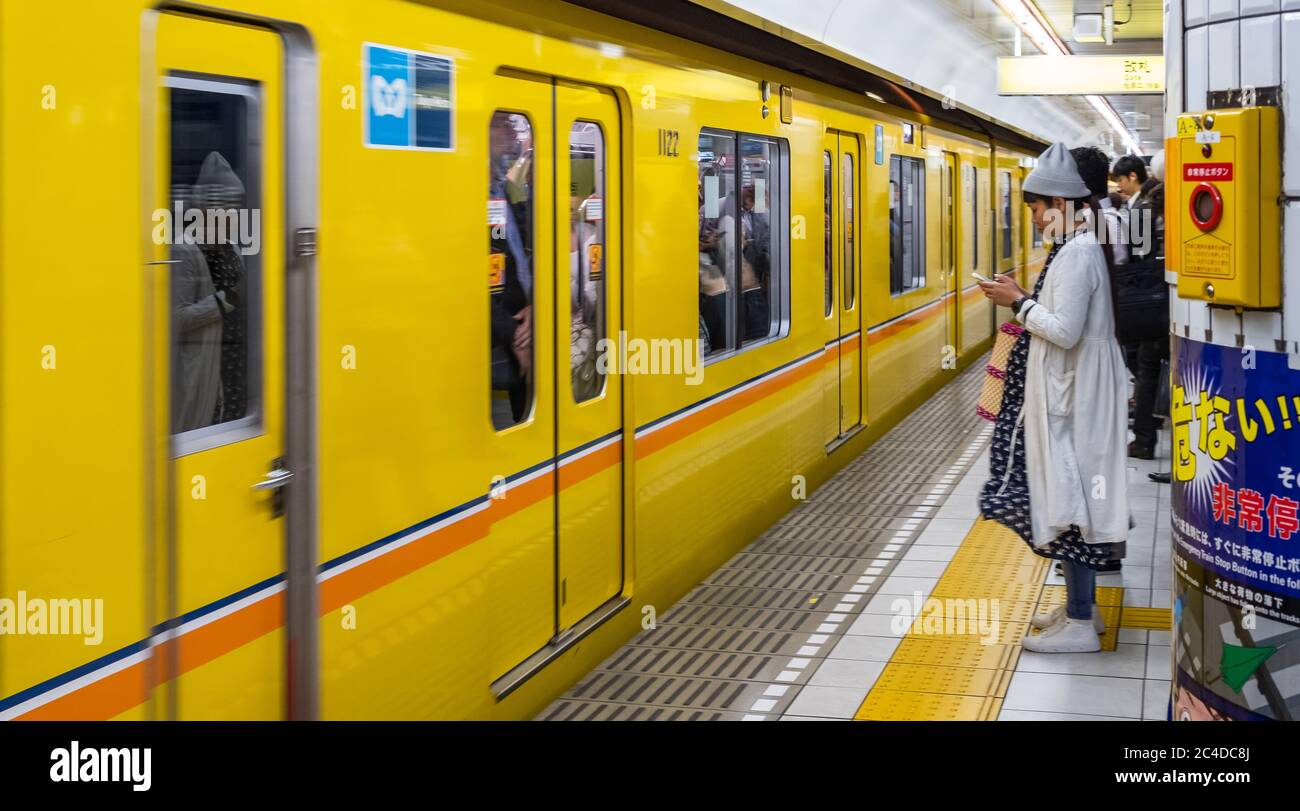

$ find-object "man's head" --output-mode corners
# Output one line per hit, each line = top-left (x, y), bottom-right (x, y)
(1069, 146), (1111, 201)
(490, 113), (522, 160)
(1111, 155), (1148, 198)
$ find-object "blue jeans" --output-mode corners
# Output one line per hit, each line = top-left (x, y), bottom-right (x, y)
(1062, 560), (1096, 620)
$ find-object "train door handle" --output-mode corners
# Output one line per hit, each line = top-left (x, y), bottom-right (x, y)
(252, 465), (294, 491)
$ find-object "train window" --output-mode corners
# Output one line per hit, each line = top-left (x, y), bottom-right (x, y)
(489, 111), (535, 430)
(698, 131), (736, 357)
(963, 163), (978, 271)
(167, 77), (262, 450)
(823, 150), (832, 317)
(569, 121), (606, 403)
(1000, 170), (1012, 260)
(740, 135), (782, 346)
(841, 152), (855, 310)
(697, 129), (789, 357)
(889, 155), (926, 295)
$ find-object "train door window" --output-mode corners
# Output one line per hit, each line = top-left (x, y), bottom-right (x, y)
(698, 130), (736, 357)
(489, 111), (535, 430)
(946, 162), (955, 270)
(168, 78), (262, 448)
(841, 152), (855, 310)
(963, 163), (977, 271)
(698, 128), (788, 357)
(1000, 170), (1012, 260)
(889, 155), (925, 295)
(740, 135), (783, 347)
(823, 150), (832, 316)
(569, 121), (606, 403)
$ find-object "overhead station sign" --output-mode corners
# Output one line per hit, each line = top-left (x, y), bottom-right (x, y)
(997, 55), (1164, 95)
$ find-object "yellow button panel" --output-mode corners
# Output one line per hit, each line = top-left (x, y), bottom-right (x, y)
(1174, 106), (1280, 308)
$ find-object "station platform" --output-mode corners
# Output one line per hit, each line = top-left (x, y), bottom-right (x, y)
(539, 358), (1174, 721)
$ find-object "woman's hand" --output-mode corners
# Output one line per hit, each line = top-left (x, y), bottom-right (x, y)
(978, 274), (1029, 308)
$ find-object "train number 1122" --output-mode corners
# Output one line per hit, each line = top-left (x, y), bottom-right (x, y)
(658, 128), (679, 157)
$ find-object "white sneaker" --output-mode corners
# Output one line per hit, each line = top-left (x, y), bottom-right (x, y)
(1022, 618), (1101, 653)
(1030, 604), (1105, 633)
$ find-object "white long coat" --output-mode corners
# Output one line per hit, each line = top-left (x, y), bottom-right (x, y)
(1014, 228), (1130, 547)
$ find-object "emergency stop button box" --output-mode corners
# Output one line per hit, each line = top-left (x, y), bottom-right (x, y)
(1175, 106), (1280, 308)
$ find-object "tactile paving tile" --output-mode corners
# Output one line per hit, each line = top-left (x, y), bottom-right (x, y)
(931, 578), (1044, 603)
(859, 513), (1169, 718)
(904, 598), (1040, 625)
(1119, 606), (1174, 630)
(872, 662), (1015, 698)
(1038, 584), (1125, 607)
(854, 689), (1002, 721)
(889, 637), (1021, 671)
(928, 560), (1043, 584)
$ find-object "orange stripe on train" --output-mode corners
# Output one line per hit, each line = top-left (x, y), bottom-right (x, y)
(13, 318), (895, 719)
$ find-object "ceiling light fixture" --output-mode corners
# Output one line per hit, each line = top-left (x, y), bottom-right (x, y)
(992, 0), (1142, 154)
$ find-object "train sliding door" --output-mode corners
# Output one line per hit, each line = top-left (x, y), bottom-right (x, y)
(553, 82), (624, 636)
(822, 130), (862, 447)
(941, 151), (959, 355)
(154, 13), (287, 719)
(488, 74), (624, 690)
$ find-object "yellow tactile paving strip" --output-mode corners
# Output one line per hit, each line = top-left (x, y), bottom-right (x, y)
(854, 517), (1172, 721)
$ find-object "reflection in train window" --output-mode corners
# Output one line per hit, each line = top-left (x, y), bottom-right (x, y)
(841, 152), (855, 310)
(168, 77), (262, 448)
(741, 135), (782, 347)
(823, 150), (832, 317)
(698, 131), (736, 357)
(964, 164), (978, 271)
(697, 128), (789, 357)
(489, 111), (535, 430)
(889, 154), (926, 295)
(1000, 170), (1013, 260)
(569, 121), (606, 403)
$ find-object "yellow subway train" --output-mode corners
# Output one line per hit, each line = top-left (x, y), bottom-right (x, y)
(0, 0), (1046, 720)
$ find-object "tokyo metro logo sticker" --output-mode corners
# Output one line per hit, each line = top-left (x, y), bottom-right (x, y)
(363, 43), (454, 151)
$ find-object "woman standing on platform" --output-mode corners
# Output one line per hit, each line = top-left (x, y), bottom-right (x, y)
(976, 143), (1130, 654)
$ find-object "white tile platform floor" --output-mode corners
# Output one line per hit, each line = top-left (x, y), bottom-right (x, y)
(782, 424), (1174, 721)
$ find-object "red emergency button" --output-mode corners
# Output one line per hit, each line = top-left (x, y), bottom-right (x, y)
(1189, 182), (1223, 232)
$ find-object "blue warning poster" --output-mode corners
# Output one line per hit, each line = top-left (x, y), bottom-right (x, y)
(1170, 336), (1300, 720)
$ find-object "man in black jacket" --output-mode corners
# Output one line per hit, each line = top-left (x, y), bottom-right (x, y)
(1111, 156), (1168, 460)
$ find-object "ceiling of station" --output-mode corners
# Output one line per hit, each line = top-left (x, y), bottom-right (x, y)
(700, 0), (1166, 156)
(1036, 0), (1166, 41)
(939, 0), (1165, 155)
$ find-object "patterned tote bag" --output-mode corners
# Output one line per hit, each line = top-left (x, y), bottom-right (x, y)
(976, 321), (1025, 422)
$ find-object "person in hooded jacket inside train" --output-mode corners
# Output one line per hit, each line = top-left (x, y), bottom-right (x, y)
(194, 150), (250, 424)
(976, 142), (1130, 654)
(169, 183), (233, 433)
